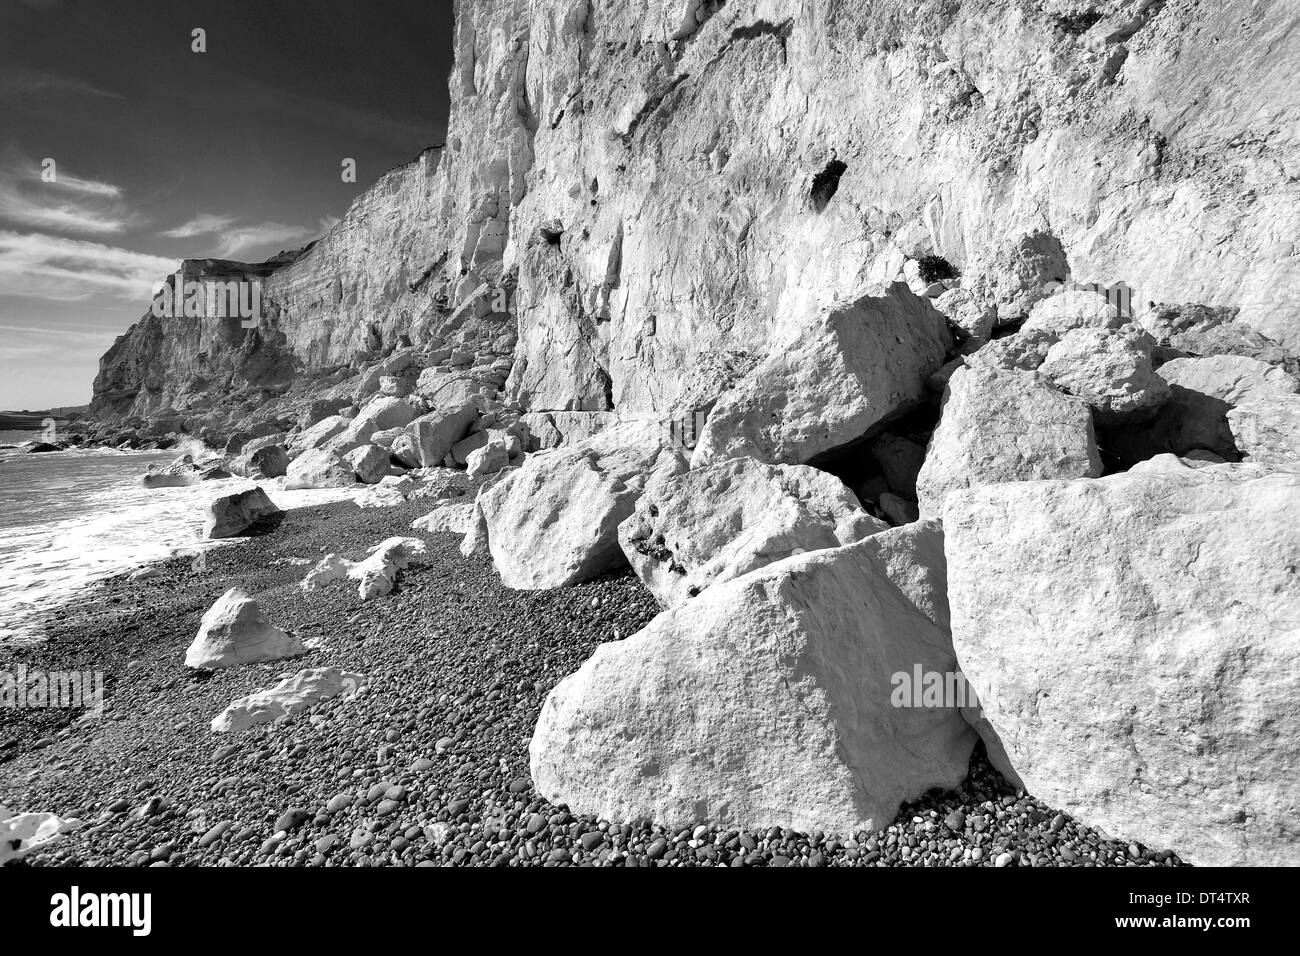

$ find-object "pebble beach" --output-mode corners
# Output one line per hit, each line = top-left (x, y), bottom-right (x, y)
(0, 490), (1185, 868)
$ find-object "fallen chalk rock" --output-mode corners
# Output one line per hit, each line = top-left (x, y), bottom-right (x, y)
(1021, 288), (1123, 336)
(211, 668), (365, 733)
(482, 452), (639, 589)
(1137, 302), (1298, 368)
(968, 230), (1071, 326)
(391, 403), (477, 469)
(692, 284), (950, 467)
(944, 465), (1300, 866)
(1228, 394), (1300, 465)
(142, 454), (199, 488)
(934, 287), (995, 340)
(465, 440), (510, 478)
(293, 414), (349, 452)
(618, 457), (886, 607)
(0, 806), (77, 864)
(284, 447), (357, 490)
(327, 395), (419, 455)
(202, 487), (282, 539)
(460, 498), (489, 558)
(479, 423), (686, 589)
(531, 521), (975, 835)
(356, 474), (418, 509)
(412, 501), (475, 535)
(230, 443), (289, 480)
(185, 588), (305, 669)
(966, 326), (1058, 373)
(300, 536), (429, 600)
(450, 430), (489, 467)
(915, 365), (1101, 516)
(1039, 326), (1170, 424)
(344, 443), (389, 484)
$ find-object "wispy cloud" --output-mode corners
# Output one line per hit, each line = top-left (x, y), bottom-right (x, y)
(55, 172), (122, 198)
(0, 153), (136, 235)
(319, 214), (342, 233)
(160, 213), (315, 258)
(161, 213), (237, 239)
(215, 222), (316, 257)
(0, 67), (122, 102)
(0, 230), (176, 302)
(0, 322), (117, 338)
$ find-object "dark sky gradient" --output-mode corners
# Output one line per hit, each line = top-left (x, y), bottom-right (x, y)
(0, 0), (455, 409)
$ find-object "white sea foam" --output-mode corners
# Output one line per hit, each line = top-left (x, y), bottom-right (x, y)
(0, 447), (368, 646)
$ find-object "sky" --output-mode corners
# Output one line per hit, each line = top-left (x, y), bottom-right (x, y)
(0, 0), (455, 410)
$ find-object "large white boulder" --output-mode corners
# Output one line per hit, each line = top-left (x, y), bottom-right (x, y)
(934, 287), (995, 340)
(141, 454), (199, 488)
(531, 522), (976, 835)
(915, 365), (1101, 516)
(966, 326), (1058, 373)
(327, 396), (419, 455)
(391, 403), (478, 468)
(465, 440), (510, 478)
(1021, 289), (1123, 336)
(481, 452), (640, 589)
(211, 668), (365, 733)
(1039, 326), (1170, 424)
(202, 487), (282, 539)
(944, 465), (1300, 866)
(692, 285), (950, 467)
(479, 423), (686, 589)
(618, 457), (886, 607)
(292, 414), (349, 452)
(284, 447), (356, 490)
(1228, 394), (1300, 464)
(1159, 354), (1300, 404)
(229, 443), (290, 480)
(185, 588), (304, 669)
(344, 443), (389, 484)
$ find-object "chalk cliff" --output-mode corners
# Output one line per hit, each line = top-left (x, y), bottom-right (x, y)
(89, 0), (1299, 442)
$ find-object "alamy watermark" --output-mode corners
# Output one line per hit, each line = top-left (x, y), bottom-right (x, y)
(1, 665), (105, 717)
(1043, 278), (1134, 316)
(890, 665), (981, 712)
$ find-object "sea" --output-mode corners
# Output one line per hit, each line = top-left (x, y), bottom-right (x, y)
(0, 433), (363, 647)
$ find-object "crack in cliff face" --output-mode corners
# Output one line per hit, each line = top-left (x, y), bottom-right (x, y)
(618, 73), (691, 146)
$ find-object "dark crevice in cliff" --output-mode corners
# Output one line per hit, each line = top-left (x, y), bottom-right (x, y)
(1053, 11), (1103, 36)
(810, 159), (848, 212)
(729, 18), (794, 44)
(704, 17), (794, 71)
(537, 222), (565, 247)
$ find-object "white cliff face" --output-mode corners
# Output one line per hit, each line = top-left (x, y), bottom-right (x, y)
(498, 0), (1300, 428)
(95, 0), (1299, 439)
